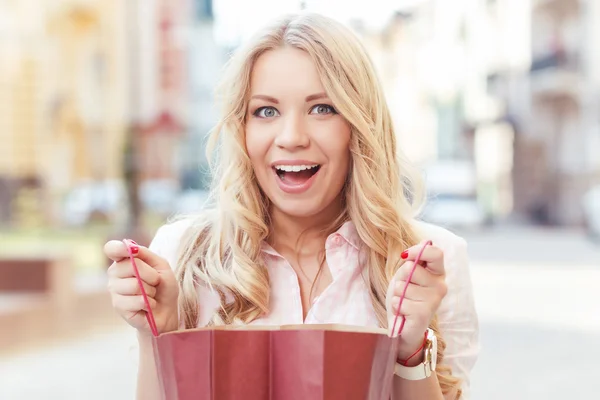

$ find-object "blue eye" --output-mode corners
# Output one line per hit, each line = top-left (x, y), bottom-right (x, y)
(254, 106), (280, 118)
(310, 104), (337, 115)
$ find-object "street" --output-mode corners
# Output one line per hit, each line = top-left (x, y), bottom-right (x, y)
(0, 225), (598, 400)
(461, 226), (600, 399)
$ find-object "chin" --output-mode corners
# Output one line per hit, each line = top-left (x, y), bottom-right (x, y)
(267, 194), (328, 218)
(276, 200), (324, 218)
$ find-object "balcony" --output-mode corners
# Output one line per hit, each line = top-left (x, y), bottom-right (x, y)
(529, 51), (581, 100)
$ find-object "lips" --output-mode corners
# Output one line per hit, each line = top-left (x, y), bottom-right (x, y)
(274, 165), (320, 185)
(271, 161), (322, 194)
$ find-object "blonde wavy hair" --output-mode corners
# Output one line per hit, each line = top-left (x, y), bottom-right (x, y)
(174, 12), (460, 398)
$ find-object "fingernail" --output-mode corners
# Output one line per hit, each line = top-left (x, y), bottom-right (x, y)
(401, 250), (409, 259)
(126, 239), (139, 254)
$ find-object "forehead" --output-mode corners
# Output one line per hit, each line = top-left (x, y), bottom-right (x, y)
(249, 46), (326, 96)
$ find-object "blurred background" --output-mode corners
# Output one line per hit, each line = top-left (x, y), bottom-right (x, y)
(0, 0), (598, 399)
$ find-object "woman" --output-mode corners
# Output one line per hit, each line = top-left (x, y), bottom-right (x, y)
(105, 12), (479, 399)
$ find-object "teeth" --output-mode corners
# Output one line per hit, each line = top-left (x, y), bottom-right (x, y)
(275, 164), (319, 172)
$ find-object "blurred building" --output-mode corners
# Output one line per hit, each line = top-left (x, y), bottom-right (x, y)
(354, 1), (516, 222)
(362, 0), (600, 227)
(132, 0), (191, 184)
(0, 1), (131, 226)
(354, 12), (437, 167)
(180, 0), (225, 191)
(490, 0), (600, 226)
(0, 0), (214, 227)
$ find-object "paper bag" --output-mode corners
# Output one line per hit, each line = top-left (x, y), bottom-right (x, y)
(152, 324), (398, 400)
(123, 240), (403, 400)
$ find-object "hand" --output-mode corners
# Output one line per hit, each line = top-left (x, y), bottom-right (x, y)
(105, 240), (179, 336)
(386, 241), (447, 364)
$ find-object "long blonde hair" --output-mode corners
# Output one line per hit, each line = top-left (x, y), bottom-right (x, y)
(175, 12), (460, 398)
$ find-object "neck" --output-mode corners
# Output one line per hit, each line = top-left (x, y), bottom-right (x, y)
(268, 197), (344, 257)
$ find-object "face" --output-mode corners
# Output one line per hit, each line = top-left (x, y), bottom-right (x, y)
(245, 46), (352, 220)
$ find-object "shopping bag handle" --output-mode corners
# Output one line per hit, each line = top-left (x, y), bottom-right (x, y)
(390, 240), (433, 337)
(122, 237), (429, 338)
(123, 239), (159, 337)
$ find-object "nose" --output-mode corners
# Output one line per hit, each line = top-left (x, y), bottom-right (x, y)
(274, 113), (309, 149)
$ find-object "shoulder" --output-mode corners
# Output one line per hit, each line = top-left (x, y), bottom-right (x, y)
(412, 220), (468, 253)
(148, 218), (193, 256)
(413, 222), (479, 397)
(410, 220), (471, 282)
(148, 212), (213, 268)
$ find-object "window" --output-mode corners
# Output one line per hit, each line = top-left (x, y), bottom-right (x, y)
(194, 0), (213, 20)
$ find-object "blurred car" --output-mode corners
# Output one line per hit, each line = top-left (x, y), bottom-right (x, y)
(422, 193), (486, 228)
(174, 189), (211, 214)
(139, 179), (179, 214)
(421, 160), (486, 230)
(62, 179), (182, 226)
(583, 185), (600, 240)
(62, 180), (126, 226)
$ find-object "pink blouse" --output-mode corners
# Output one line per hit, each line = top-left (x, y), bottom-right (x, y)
(148, 219), (480, 398)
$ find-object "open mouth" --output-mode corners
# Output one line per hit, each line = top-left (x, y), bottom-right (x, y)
(273, 164), (321, 186)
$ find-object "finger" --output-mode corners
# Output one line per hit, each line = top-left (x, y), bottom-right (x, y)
(392, 281), (433, 301)
(402, 243), (445, 275)
(112, 295), (157, 313)
(390, 297), (434, 318)
(389, 298), (432, 326)
(107, 259), (161, 286)
(108, 278), (157, 298)
(395, 262), (436, 286)
(105, 240), (171, 272)
(104, 239), (142, 263)
(390, 297), (420, 315)
(104, 240), (134, 263)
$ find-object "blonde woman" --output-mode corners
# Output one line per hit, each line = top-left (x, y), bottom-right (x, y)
(105, 12), (479, 400)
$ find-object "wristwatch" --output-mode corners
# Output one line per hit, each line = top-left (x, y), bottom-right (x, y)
(394, 328), (437, 380)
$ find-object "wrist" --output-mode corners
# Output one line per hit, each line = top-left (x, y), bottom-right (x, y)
(164, 315), (180, 334)
(397, 349), (425, 367)
(393, 329), (438, 381)
(396, 332), (428, 367)
(137, 330), (155, 349)
(137, 317), (179, 341)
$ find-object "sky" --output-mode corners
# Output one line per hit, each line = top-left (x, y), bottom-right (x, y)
(212, 0), (426, 46)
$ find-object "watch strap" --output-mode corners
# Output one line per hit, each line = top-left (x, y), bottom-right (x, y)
(394, 328), (437, 380)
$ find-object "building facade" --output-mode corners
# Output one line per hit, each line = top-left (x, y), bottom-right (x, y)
(0, 0), (130, 226)
(507, 0), (600, 225)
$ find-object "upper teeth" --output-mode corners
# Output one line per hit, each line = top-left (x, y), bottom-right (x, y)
(275, 164), (319, 172)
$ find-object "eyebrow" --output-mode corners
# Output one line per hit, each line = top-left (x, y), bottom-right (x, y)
(250, 94), (279, 104)
(305, 92), (328, 102)
(250, 92), (329, 104)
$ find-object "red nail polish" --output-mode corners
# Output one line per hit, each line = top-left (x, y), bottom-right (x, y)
(125, 239), (139, 254)
(401, 250), (409, 259)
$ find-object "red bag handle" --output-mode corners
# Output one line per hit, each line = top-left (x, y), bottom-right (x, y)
(122, 237), (429, 338)
(123, 239), (159, 337)
(390, 240), (433, 337)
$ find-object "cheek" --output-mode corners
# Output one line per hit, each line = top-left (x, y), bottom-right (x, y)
(325, 123), (352, 178)
(335, 148), (351, 186)
(244, 126), (266, 166)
